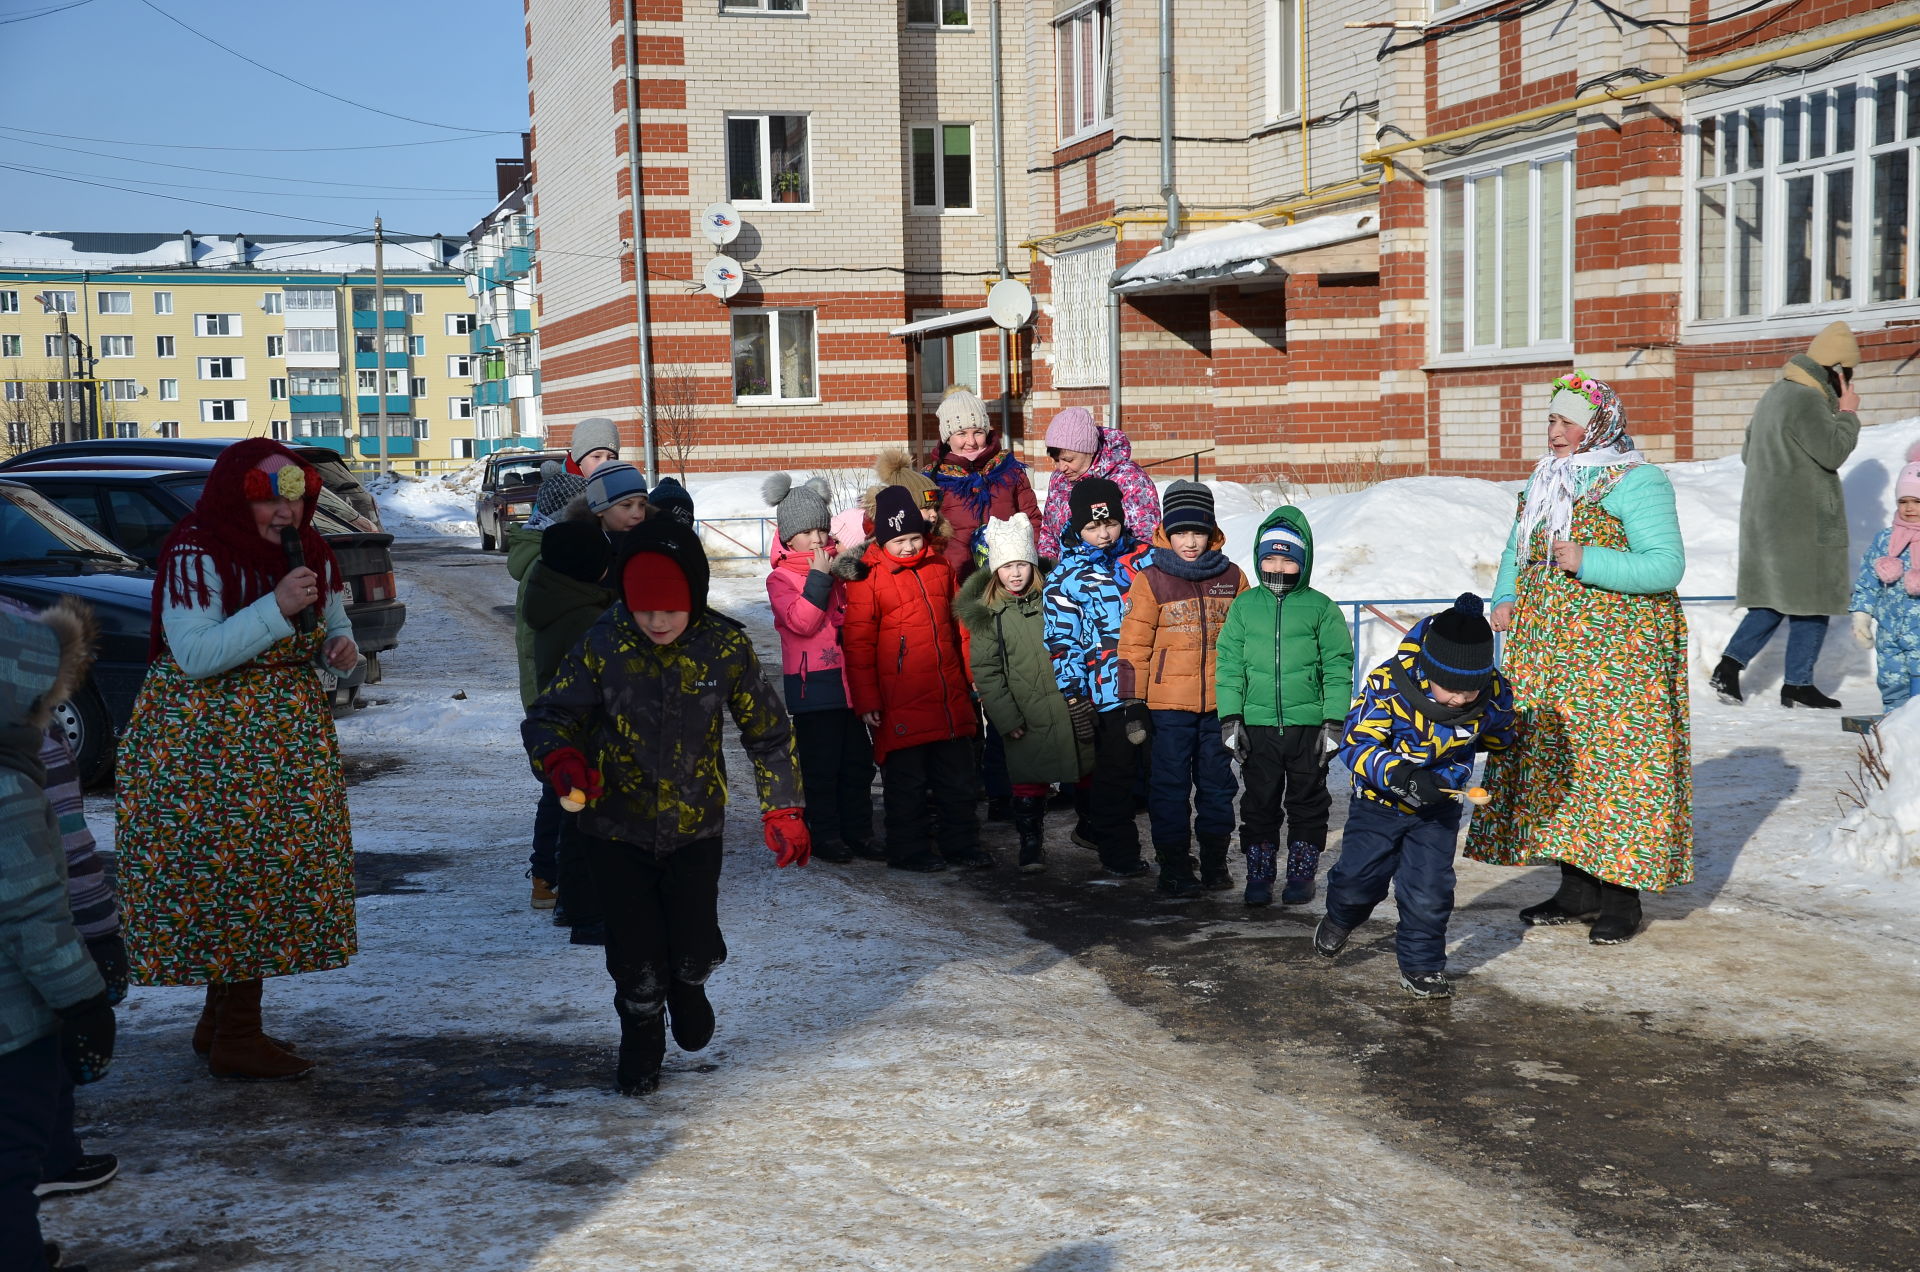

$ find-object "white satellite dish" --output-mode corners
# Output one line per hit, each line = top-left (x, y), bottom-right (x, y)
(987, 278), (1034, 330)
(703, 255), (745, 300)
(700, 203), (741, 246)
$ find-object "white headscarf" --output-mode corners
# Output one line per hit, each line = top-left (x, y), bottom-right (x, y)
(1516, 371), (1643, 563)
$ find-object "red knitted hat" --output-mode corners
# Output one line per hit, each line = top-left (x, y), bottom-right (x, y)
(622, 551), (691, 613)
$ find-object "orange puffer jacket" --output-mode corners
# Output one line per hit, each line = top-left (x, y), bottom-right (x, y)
(1116, 528), (1248, 713)
(840, 538), (978, 762)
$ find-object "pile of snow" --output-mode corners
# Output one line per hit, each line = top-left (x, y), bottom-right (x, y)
(365, 465), (485, 539)
(1827, 700), (1920, 878)
(1116, 212), (1377, 287)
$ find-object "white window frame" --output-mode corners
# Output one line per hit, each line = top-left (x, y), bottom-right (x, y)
(410, 376), (428, 397)
(448, 354), (474, 378)
(412, 418), (431, 439)
(40, 291), (77, 314)
(1054, 1), (1113, 147)
(198, 356), (245, 380)
(43, 334), (78, 359)
(722, 0), (808, 15)
(409, 335), (427, 356)
(286, 328), (338, 354)
(446, 313), (476, 335)
(910, 123), (977, 213)
(196, 313), (240, 337)
(98, 335), (135, 358)
(269, 377), (288, 400)
(451, 396), (474, 420)
(1685, 46), (1920, 338)
(97, 291), (132, 315)
(104, 378), (138, 402)
(1050, 241), (1114, 388)
(270, 420), (290, 441)
(158, 378), (178, 401)
(283, 288), (334, 313)
(914, 310), (982, 397)
(907, 0), (970, 28)
(730, 309), (819, 404)
(1266, 0), (1300, 123)
(155, 335), (176, 358)
(200, 399), (247, 423)
(405, 293), (425, 315)
(726, 113), (813, 210)
(262, 291), (283, 314)
(154, 421), (180, 439)
(0, 335), (18, 358)
(152, 291), (173, 315)
(4, 381), (26, 403)
(0, 291), (16, 314)
(266, 335), (285, 357)
(1426, 136), (1576, 364)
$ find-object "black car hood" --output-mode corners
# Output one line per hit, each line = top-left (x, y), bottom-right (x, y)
(0, 568), (155, 616)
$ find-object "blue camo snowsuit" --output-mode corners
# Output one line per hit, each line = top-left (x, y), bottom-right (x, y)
(1043, 534), (1149, 710)
(1849, 526), (1920, 711)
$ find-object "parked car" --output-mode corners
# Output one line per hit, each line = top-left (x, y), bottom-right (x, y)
(476, 449), (565, 551)
(0, 479), (155, 785)
(2, 458), (406, 693)
(0, 437), (383, 530)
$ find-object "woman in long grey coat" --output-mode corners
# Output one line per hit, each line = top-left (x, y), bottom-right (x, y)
(1710, 321), (1862, 708)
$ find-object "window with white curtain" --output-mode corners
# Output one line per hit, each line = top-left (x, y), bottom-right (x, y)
(1050, 242), (1114, 387)
(1431, 142), (1573, 357)
(731, 310), (817, 402)
(1054, 2), (1112, 144)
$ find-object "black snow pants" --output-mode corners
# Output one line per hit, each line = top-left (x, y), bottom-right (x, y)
(1237, 723), (1332, 850)
(582, 834), (728, 1066)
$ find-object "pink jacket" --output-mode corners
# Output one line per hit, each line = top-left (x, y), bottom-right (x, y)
(766, 538), (852, 714)
(1037, 426), (1163, 560)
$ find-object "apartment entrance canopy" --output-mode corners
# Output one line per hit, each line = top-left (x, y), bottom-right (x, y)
(1110, 211), (1378, 297)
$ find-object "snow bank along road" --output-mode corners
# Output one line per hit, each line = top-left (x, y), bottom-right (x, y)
(63, 539), (1920, 1272)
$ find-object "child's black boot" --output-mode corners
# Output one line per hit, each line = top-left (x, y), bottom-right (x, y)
(1197, 833), (1234, 891)
(1012, 795), (1047, 873)
(666, 979), (715, 1052)
(616, 1011), (666, 1097)
(1280, 840), (1323, 905)
(1243, 842), (1278, 906)
(1154, 844), (1201, 898)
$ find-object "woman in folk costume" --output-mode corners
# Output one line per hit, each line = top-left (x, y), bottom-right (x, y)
(117, 439), (360, 1080)
(1466, 372), (1690, 946)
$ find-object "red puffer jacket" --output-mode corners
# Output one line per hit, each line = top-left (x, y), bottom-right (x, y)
(840, 538), (978, 762)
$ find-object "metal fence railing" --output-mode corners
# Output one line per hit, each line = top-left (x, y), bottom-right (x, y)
(1139, 447), (1216, 481)
(697, 516), (780, 562)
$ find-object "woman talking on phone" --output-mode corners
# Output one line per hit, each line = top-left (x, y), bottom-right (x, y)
(1706, 321), (1864, 709)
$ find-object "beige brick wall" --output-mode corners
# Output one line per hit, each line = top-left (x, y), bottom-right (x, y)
(1437, 382), (1502, 459)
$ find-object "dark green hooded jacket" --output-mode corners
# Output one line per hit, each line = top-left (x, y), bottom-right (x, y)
(1214, 506), (1355, 727)
(955, 564), (1088, 785)
(523, 562), (615, 696)
(507, 521), (545, 709)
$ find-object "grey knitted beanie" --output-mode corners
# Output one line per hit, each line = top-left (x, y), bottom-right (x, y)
(763, 472), (832, 545)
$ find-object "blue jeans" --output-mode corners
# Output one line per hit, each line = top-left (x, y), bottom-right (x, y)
(1724, 608), (1830, 685)
(1324, 795), (1464, 976)
(1146, 710), (1236, 847)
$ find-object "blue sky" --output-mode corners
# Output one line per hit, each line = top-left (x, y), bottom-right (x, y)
(0, 0), (530, 237)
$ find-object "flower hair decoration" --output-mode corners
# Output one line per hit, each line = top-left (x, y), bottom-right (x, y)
(242, 463), (319, 502)
(1551, 371), (1604, 408)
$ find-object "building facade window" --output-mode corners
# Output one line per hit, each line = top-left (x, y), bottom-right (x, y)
(1431, 143), (1573, 357)
(911, 124), (975, 210)
(290, 372), (340, 395)
(1692, 54), (1920, 325)
(266, 335), (284, 357)
(731, 310), (817, 401)
(915, 313), (981, 396)
(40, 291), (77, 313)
(198, 356), (244, 379)
(158, 379), (178, 401)
(723, 0), (804, 10)
(105, 379), (138, 401)
(451, 396), (474, 419)
(1051, 242), (1115, 387)
(448, 354), (473, 378)
(156, 335), (176, 358)
(447, 313), (476, 335)
(99, 335), (134, 358)
(409, 336), (427, 356)
(0, 336), (17, 358)
(410, 376), (428, 397)
(412, 418), (431, 439)
(43, 334), (77, 359)
(200, 399), (245, 423)
(284, 288), (334, 312)
(0, 291), (16, 314)
(357, 369), (406, 394)
(109, 421), (138, 439)
(3, 382), (24, 402)
(196, 313), (239, 337)
(405, 294), (425, 315)
(270, 420), (290, 441)
(287, 328), (337, 354)
(293, 418), (344, 438)
(907, 0), (969, 26)
(153, 292), (172, 314)
(1055, 1), (1112, 144)
(154, 421), (180, 438)
(97, 291), (132, 315)
(262, 292), (283, 314)
(269, 378), (288, 400)
(1267, 0), (1299, 121)
(727, 114), (811, 206)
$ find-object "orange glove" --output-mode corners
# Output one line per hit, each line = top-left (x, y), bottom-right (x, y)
(541, 748), (604, 804)
(762, 807), (812, 868)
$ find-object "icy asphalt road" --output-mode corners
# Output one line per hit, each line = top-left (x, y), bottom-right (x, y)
(58, 538), (1920, 1272)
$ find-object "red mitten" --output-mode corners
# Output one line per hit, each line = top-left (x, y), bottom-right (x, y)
(541, 748), (604, 804)
(762, 808), (812, 869)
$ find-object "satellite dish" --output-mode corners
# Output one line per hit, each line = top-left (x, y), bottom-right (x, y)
(701, 203), (741, 246)
(703, 255), (745, 300)
(987, 278), (1034, 330)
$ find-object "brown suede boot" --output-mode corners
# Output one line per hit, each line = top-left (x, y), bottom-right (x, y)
(193, 983), (293, 1058)
(207, 979), (315, 1081)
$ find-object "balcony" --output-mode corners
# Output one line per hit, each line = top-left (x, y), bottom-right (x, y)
(355, 394), (413, 415)
(509, 307), (534, 335)
(498, 244), (532, 281)
(298, 435), (349, 455)
(468, 323), (496, 354)
(356, 435), (417, 458)
(289, 394), (343, 414)
(474, 435), (543, 458)
(351, 310), (408, 329)
(471, 380), (509, 407)
(508, 372), (539, 400)
(353, 351), (410, 369)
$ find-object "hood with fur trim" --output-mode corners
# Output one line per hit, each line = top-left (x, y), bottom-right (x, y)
(0, 597), (96, 781)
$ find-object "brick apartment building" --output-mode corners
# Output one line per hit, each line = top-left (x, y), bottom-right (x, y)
(524, 0), (1920, 482)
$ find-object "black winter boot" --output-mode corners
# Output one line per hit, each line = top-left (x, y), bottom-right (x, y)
(1071, 785), (1098, 852)
(1197, 834), (1234, 891)
(1589, 882), (1642, 945)
(986, 796), (1013, 823)
(616, 1012), (666, 1096)
(1243, 842), (1278, 906)
(1154, 844), (1201, 898)
(1708, 655), (1744, 704)
(1280, 840), (1323, 905)
(1519, 861), (1602, 926)
(1781, 683), (1842, 709)
(811, 839), (856, 864)
(1012, 795), (1047, 873)
(666, 980), (715, 1052)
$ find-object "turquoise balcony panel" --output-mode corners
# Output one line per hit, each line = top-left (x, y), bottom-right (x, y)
(471, 380), (508, 407)
(499, 245), (532, 281)
(356, 435), (418, 458)
(298, 435), (349, 455)
(288, 394), (343, 414)
(353, 351), (410, 369)
(473, 435), (546, 459)
(468, 323), (496, 354)
(510, 308), (533, 335)
(355, 395), (414, 415)
(351, 310), (408, 329)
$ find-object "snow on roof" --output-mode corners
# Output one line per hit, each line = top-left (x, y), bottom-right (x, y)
(0, 229), (456, 273)
(1114, 211), (1378, 288)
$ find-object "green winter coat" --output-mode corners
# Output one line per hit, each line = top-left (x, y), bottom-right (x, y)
(955, 567), (1089, 784)
(523, 561), (615, 696)
(1735, 353), (1861, 616)
(507, 522), (545, 709)
(1215, 506), (1355, 728)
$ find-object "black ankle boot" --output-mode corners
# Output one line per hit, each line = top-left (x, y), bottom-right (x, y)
(1781, 683), (1841, 709)
(666, 980), (715, 1052)
(1012, 795), (1047, 873)
(1519, 861), (1602, 926)
(1154, 844), (1202, 898)
(1708, 655), (1744, 704)
(616, 1012), (666, 1096)
(1589, 882), (1642, 945)
(1197, 833), (1233, 891)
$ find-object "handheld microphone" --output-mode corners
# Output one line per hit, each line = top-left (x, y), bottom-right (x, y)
(280, 526), (317, 633)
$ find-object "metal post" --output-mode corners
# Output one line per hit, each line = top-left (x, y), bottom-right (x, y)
(1107, 283), (1122, 432)
(1159, 0), (1181, 245)
(625, 0), (660, 484)
(990, 0), (1013, 443)
(373, 217), (388, 473)
(55, 310), (73, 441)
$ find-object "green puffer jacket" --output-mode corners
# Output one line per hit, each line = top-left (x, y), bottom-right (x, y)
(522, 561), (614, 695)
(1215, 506), (1355, 728)
(507, 522), (545, 709)
(955, 566), (1089, 785)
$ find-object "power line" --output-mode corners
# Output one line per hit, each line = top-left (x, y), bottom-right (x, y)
(134, 0), (517, 134)
(0, 161), (401, 234)
(1, 158), (488, 203)
(0, 0), (97, 24)
(0, 124), (518, 153)
(0, 130), (494, 192)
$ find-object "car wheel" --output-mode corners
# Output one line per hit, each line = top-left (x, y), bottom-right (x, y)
(50, 683), (114, 788)
(481, 528), (496, 551)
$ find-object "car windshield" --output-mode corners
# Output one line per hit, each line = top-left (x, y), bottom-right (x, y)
(490, 457), (550, 487)
(0, 485), (143, 570)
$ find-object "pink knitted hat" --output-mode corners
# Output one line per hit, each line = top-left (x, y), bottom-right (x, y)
(1044, 407), (1100, 455)
(1899, 441), (1920, 502)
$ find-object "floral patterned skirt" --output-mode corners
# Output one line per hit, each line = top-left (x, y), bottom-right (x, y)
(117, 635), (356, 985)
